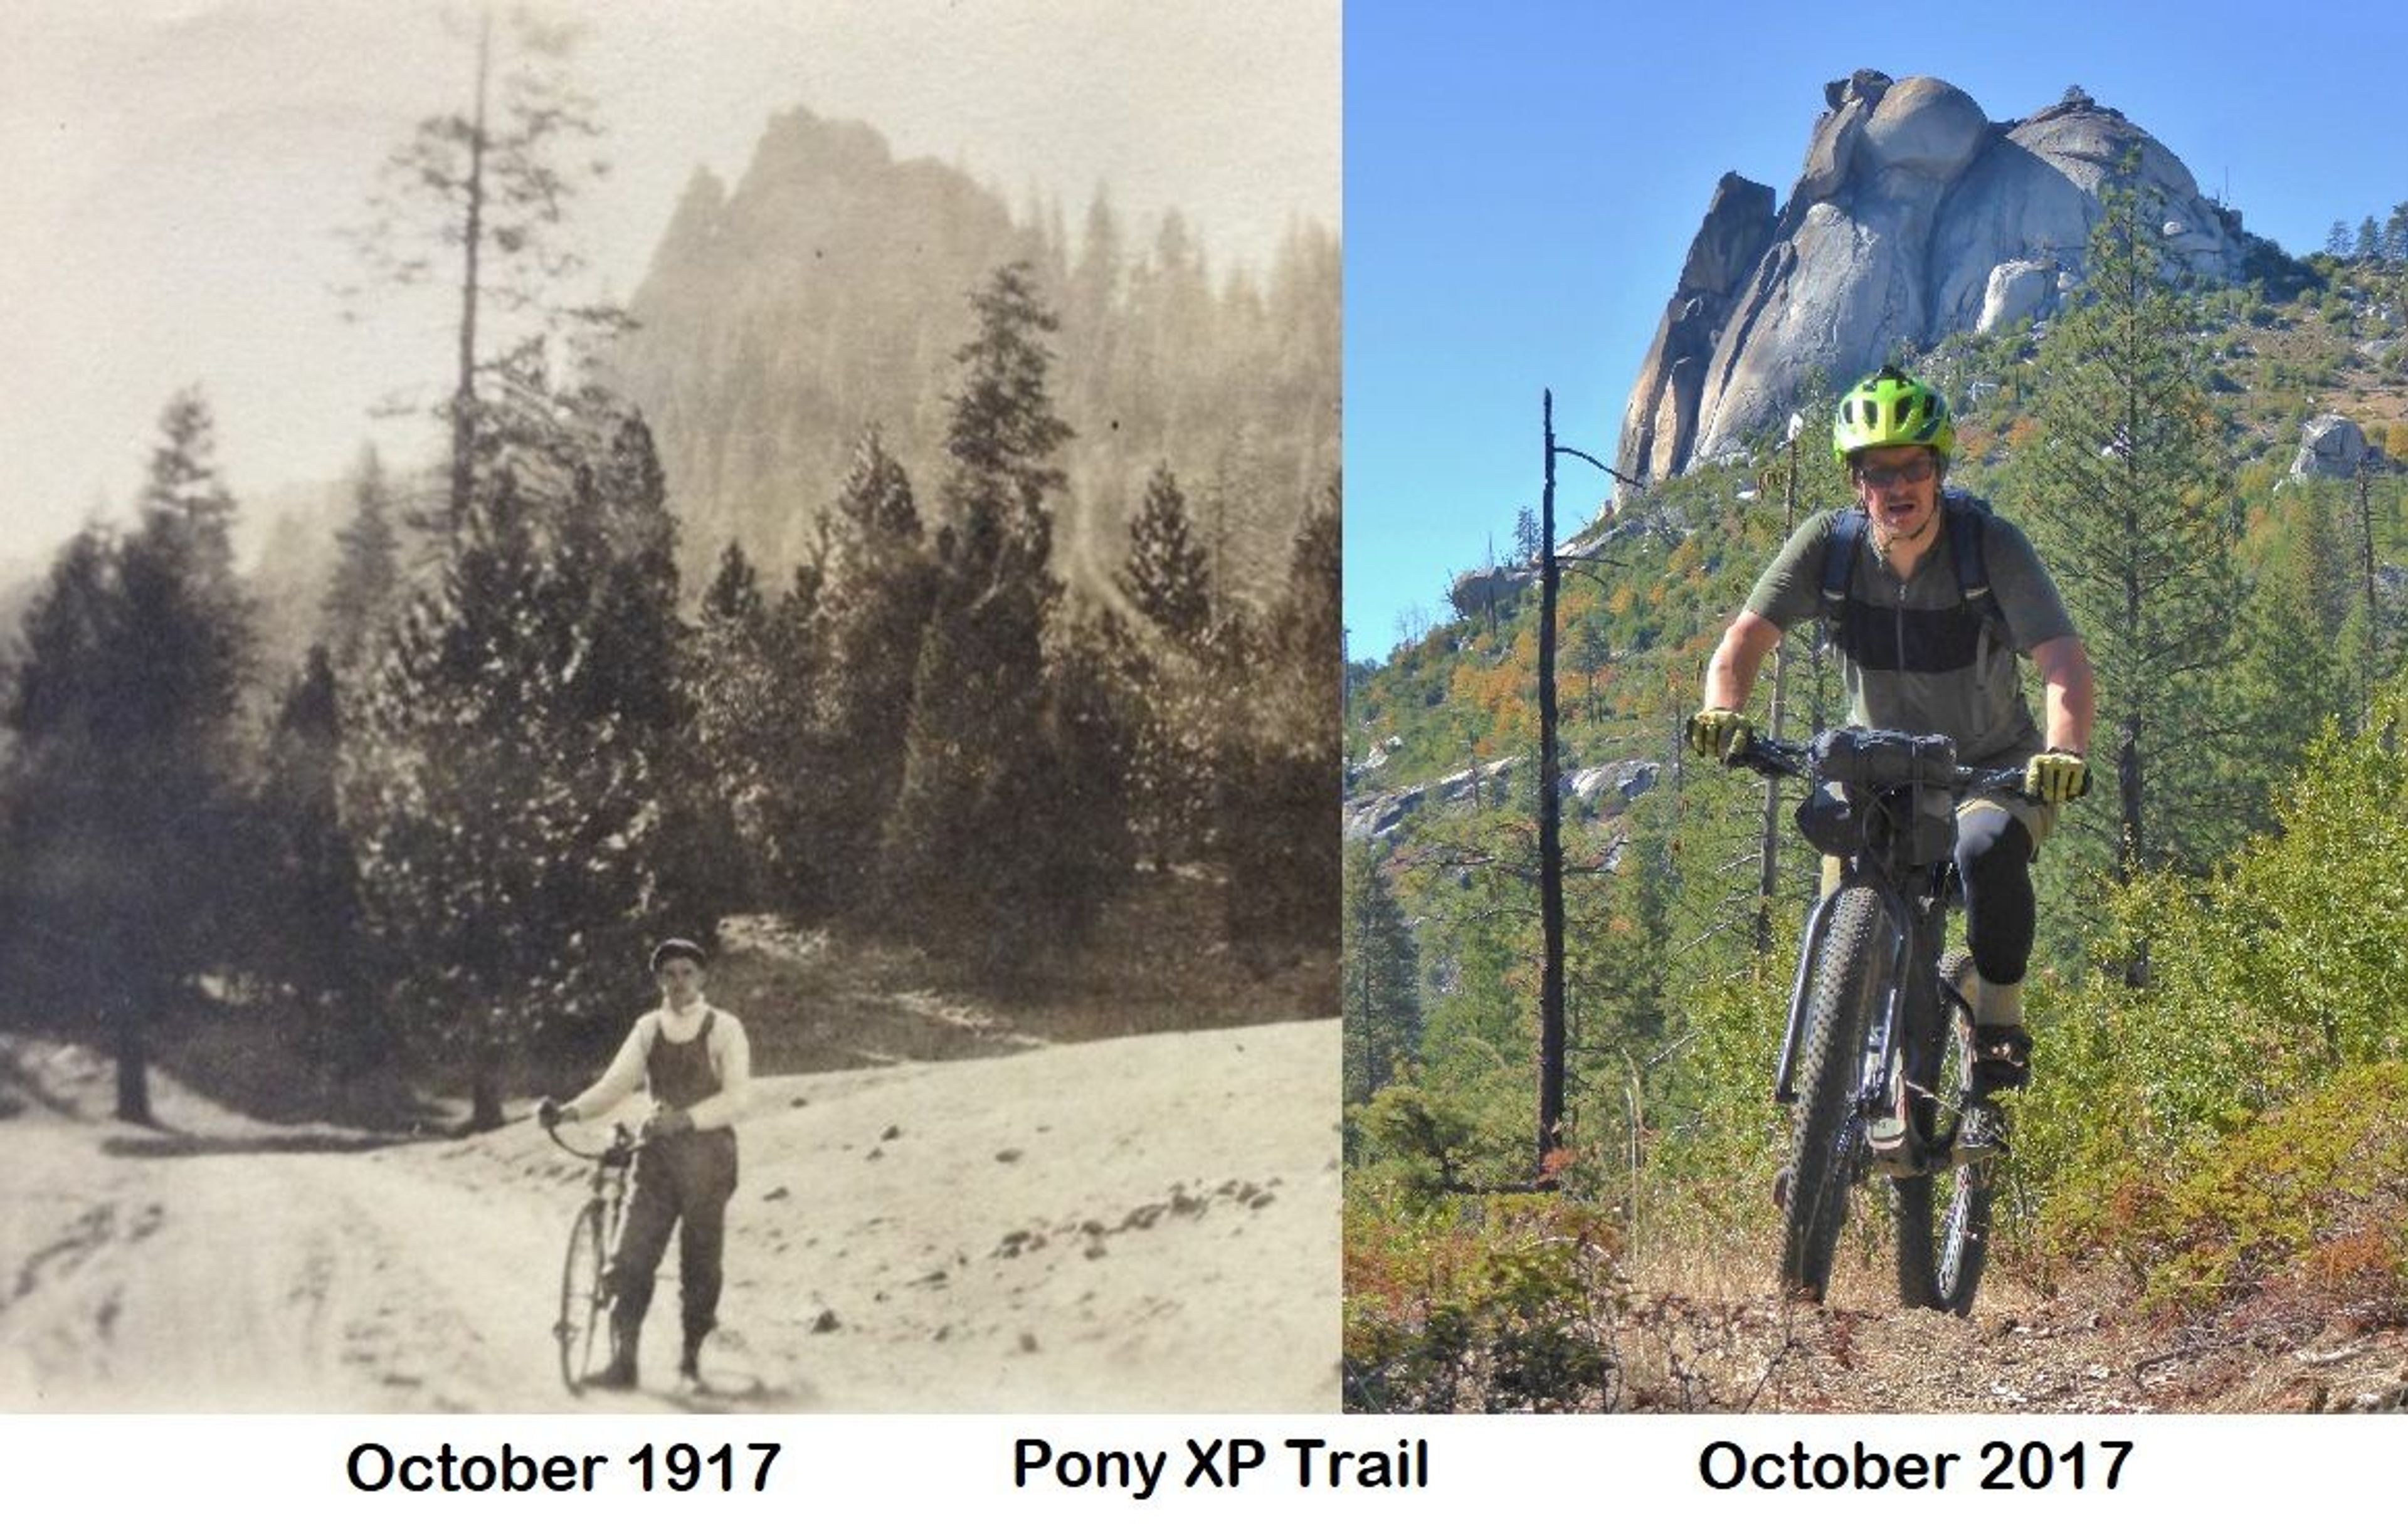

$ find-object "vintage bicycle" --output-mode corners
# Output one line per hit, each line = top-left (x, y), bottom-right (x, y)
(544, 1117), (642, 1392)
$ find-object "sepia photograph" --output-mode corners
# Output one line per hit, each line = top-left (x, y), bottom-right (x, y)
(1342, 0), (2408, 1414)
(0, 0), (1339, 1412)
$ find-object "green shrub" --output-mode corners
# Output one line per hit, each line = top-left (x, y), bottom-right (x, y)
(2021, 685), (2408, 1291)
(2049, 1061), (2408, 1313)
(1343, 1187), (1630, 1412)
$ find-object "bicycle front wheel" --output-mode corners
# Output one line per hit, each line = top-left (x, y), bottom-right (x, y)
(556, 1198), (610, 1392)
(1780, 885), (1889, 1302)
(1895, 952), (1994, 1314)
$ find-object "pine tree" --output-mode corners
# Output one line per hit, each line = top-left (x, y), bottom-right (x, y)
(0, 392), (257, 1123)
(2016, 169), (2237, 891)
(1119, 463), (1213, 644)
(1343, 839), (1422, 1109)
(1116, 462), (1222, 869)
(702, 538), (765, 626)
(1042, 598), (1142, 936)
(1220, 481), (1340, 959)
(2226, 495), (2355, 836)
(348, 397), (680, 1128)
(880, 263), (1084, 975)
(810, 428), (934, 915)
(255, 644), (387, 1088)
(1513, 505), (1543, 565)
(685, 537), (772, 909)
(322, 446), (406, 673)
(0, 528), (132, 1073)
(342, 9), (626, 533)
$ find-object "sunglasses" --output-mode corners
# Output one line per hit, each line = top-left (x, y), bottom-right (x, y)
(1854, 456), (1938, 489)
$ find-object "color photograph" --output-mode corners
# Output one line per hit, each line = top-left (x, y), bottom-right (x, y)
(1343, 0), (2408, 1414)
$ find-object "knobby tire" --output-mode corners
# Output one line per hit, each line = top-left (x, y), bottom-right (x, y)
(1894, 951), (1993, 1314)
(557, 1197), (610, 1393)
(1780, 886), (1888, 1301)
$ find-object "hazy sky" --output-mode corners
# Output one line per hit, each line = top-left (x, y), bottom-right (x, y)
(1346, 0), (2408, 660)
(0, 0), (1338, 572)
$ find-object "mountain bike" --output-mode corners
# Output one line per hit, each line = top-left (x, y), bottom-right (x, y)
(1730, 727), (2035, 1315)
(546, 1118), (642, 1392)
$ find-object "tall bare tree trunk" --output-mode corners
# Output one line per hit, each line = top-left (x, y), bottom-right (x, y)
(448, 11), (492, 533)
(112, 990), (153, 1127)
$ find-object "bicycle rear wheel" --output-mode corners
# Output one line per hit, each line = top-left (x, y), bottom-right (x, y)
(1894, 951), (1995, 1315)
(1780, 886), (1888, 1301)
(556, 1198), (610, 1392)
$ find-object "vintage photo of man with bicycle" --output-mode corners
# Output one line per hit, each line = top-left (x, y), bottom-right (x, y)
(539, 939), (748, 1394)
(0, 1), (1338, 1416)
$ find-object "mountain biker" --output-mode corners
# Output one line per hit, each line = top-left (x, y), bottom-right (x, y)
(537, 937), (751, 1392)
(1687, 364), (2096, 1108)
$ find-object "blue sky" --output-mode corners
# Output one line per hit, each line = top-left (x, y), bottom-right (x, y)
(1343, 0), (2408, 661)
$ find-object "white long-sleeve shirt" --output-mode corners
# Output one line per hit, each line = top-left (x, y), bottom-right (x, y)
(564, 1001), (751, 1132)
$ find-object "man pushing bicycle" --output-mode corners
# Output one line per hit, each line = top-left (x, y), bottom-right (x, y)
(538, 937), (751, 1393)
(1689, 364), (2097, 1107)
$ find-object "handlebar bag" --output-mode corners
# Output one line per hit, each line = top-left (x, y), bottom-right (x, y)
(1795, 783), (1866, 856)
(1809, 728), (1958, 790)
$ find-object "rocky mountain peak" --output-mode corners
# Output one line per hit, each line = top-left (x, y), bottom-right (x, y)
(1615, 72), (2258, 484)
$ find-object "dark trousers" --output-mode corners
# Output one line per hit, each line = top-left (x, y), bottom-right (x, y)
(1956, 807), (2037, 992)
(608, 1128), (738, 1349)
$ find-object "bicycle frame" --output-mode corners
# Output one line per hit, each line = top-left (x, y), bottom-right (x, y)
(1751, 735), (2024, 1168)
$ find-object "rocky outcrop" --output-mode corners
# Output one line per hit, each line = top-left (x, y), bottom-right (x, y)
(2293, 414), (2368, 479)
(1344, 755), (1521, 843)
(1567, 759), (1659, 816)
(1617, 75), (2261, 483)
(1343, 753), (1660, 842)
(1617, 174), (1777, 490)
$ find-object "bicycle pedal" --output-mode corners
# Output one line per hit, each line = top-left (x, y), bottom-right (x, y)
(1866, 1117), (1920, 1177)
(1952, 1103), (2010, 1164)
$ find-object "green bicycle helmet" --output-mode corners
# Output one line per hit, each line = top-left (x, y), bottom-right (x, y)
(1832, 364), (1955, 466)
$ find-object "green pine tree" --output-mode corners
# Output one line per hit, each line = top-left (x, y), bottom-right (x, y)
(1342, 838), (1422, 1111)
(2014, 167), (2237, 892)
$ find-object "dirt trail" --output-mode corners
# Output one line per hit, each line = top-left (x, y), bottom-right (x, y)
(1594, 1241), (2408, 1415)
(1, 1021), (1341, 1412)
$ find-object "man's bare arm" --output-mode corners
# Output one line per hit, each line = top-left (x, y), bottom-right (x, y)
(1702, 611), (1786, 713)
(2029, 634), (2095, 755)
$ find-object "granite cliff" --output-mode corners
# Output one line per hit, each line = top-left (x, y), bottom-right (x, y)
(1616, 71), (2279, 483)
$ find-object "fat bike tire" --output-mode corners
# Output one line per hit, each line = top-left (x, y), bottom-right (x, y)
(557, 1198), (610, 1392)
(1894, 950), (1994, 1315)
(1780, 886), (1888, 1302)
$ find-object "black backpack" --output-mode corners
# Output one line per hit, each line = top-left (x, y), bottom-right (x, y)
(1816, 490), (2007, 653)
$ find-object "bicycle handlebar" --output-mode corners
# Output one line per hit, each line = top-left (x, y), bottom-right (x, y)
(1730, 733), (2037, 802)
(542, 1117), (642, 1164)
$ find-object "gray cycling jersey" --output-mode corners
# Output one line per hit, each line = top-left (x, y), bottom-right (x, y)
(1743, 498), (2077, 770)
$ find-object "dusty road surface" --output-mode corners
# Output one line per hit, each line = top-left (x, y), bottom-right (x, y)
(1, 1021), (1339, 1412)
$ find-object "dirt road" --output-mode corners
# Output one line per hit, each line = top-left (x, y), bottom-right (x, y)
(1, 1021), (1341, 1412)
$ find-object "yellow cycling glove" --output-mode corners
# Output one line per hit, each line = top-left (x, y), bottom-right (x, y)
(2024, 750), (2089, 804)
(1686, 707), (1752, 763)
